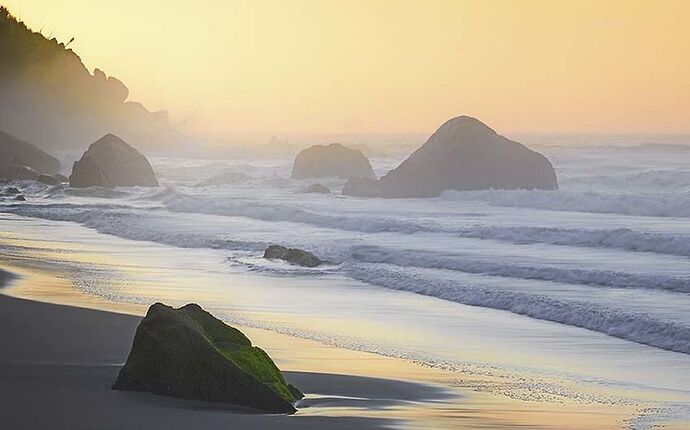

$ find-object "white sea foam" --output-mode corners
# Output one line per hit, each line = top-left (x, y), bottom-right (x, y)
(455, 226), (690, 257)
(346, 263), (690, 355)
(441, 189), (690, 218)
(349, 245), (690, 293)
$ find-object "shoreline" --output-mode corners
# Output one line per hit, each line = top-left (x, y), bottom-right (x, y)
(0, 213), (670, 429)
(0, 265), (636, 430)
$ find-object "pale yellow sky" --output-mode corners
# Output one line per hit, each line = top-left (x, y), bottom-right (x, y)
(5, 0), (690, 136)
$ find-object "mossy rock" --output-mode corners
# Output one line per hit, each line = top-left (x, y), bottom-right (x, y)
(114, 303), (302, 413)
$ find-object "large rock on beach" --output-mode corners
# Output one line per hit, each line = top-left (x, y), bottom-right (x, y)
(69, 134), (159, 188)
(343, 116), (558, 198)
(114, 303), (302, 413)
(291, 143), (375, 180)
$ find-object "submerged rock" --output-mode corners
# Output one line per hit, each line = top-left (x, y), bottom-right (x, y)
(263, 245), (322, 267)
(5, 187), (20, 195)
(70, 134), (159, 188)
(0, 130), (60, 176)
(291, 143), (376, 180)
(114, 303), (302, 413)
(343, 116), (558, 198)
(303, 183), (331, 194)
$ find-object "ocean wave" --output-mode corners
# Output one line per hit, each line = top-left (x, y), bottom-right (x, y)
(346, 263), (690, 355)
(161, 193), (441, 234)
(349, 246), (690, 294)
(456, 226), (690, 258)
(441, 189), (690, 218)
(148, 191), (690, 257)
(4, 205), (265, 252)
(560, 169), (690, 193)
(7, 203), (690, 295)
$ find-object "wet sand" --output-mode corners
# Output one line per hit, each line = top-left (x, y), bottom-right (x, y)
(0, 291), (458, 430)
(0, 214), (650, 429)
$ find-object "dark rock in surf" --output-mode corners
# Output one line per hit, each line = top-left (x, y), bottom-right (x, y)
(114, 303), (302, 413)
(303, 183), (331, 194)
(343, 116), (558, 198)
(14, 194), (25, 201)
(291, 143), (375, 180)
(263, 245), (322, 267)
(69, 134), (159, 188)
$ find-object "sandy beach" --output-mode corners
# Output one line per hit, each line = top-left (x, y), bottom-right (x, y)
(1, 288), (471, 430)
(0, 213), (665, 430)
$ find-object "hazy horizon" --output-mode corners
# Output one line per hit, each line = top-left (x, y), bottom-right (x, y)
(4, 0), (689, 139)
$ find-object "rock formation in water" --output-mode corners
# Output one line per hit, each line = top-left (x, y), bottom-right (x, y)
(0, 7), (181, 151)
(343, 116), (558, 198)
(69, 134), (159, 188)
(0, 129), (60, 179)
(303, 183), (331, 194)
(263, 245), (322, 267)
(291, 143), (376, 180)
(114, 303), (302, 413)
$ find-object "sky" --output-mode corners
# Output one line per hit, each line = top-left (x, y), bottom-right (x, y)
(4, 0), (690, 137)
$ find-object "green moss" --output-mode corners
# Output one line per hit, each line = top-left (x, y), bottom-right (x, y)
(178, 304), (298, 403)
(114, 303), (302, 413)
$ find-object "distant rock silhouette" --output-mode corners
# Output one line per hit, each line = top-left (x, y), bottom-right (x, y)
(263, 245), (322, 267)
(303, 183), (331, 194)
(114, 303), (302, 413)
(0, 7), (181, 151)
(291, 143), (375, 180)
(0, 164), (39, 181)
(69, 134), (159, 188)
(0, 129), (60, 178)
(343, 116), (558, 197)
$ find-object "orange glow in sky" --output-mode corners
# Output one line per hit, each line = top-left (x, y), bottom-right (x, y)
(5, 0), (690, 136)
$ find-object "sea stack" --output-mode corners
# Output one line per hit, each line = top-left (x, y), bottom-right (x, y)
(343, 116), (558, 198)
(291, 143), (376, 180)
(114, 303), (302, 413)
(69, 134), (159, 188)
(0, 129), (60, 178)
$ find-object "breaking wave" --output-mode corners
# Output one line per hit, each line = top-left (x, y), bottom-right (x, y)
(346, 263), (690, 355)
(441, 189), (690, 218)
